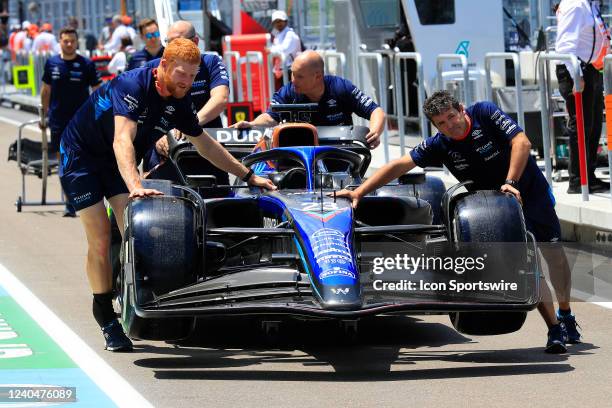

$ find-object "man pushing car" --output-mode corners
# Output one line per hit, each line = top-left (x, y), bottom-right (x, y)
(59, 38), (275, 351)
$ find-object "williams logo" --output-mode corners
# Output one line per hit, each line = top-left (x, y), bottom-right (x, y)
(164, 105), (175, 115)
(455, 40), (470, 58)
(331, 288), (350, 295)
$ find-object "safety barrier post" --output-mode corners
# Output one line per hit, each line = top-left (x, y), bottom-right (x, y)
(394, 52), (427, 155)
(484, 52), (525, 130)
(436, 54), (470, 106)
(537, 53), (588, 201)
(358, 52), (389, 163)
(267, 50), (287, 101)
(321, 50), (346, 77)
(245, 51), (265, 109)
(603, 55), (612, 199)
(223, 51), (242, 102)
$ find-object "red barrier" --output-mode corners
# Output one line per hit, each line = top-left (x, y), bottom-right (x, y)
(223, 34), (271, 113)
(91, 55), (115, 82)
(605, 94), (612, 152)
(573, 91), (588, 189)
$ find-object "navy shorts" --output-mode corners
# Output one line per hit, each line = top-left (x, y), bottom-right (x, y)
(49, 128), (64, 154)
(524, 209), (562, 243)
(59, 142), (129, 211)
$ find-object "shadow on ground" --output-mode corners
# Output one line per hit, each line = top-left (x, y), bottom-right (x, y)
(131, 316), (589, 381)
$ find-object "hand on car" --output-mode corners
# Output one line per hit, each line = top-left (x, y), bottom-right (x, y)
(155, 137), (169, 157)
(129, 188), (164, 199)
(230, 121), (253, 129)
(501, 184), (522, 206)
(365, 129), (381, 149)
(334, 189), (361, 208)
(248, 174), (277, 191)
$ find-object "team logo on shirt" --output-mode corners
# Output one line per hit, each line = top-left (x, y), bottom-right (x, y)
(164, 105), (175, 115)
(123, 94), (139, 112)
(450, 151), (466, 163)
(73, 62), (80, 68)
(490, 109), (517, 135)
(327, 99), (337, 107)
(472, 129), (483, 140)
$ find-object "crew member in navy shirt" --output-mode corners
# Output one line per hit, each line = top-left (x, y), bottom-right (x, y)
(336, 91), (580, 354)
(59, 39), (275, 352)
(41, 26), (101, 216)
(144, 20), (229, 183)
(125, 18), (164, 71)
(231, 50), (386, 149)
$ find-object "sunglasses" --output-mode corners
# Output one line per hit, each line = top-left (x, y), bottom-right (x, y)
(145, 31), (160, 39)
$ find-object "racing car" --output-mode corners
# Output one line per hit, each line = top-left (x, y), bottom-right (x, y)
(115, 104), (540, 341)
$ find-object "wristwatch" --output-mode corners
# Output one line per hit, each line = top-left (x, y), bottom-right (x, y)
(242, 168), (254, 182)
(504, 179), (518, 188)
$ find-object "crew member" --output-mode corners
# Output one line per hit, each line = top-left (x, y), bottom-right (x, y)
(41, 26), (101, 217)
(336, 91), (581, 353)
(232, 50), (386, 149)
(126, 18), (164, 71)
(59, 38), (275, 351)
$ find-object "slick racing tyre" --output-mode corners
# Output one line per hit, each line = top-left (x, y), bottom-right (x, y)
(449, 190), (528, 336)
(120, 183), (198, 341)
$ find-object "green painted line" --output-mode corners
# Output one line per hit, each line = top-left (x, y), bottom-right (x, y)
(0, 296), (75, 369)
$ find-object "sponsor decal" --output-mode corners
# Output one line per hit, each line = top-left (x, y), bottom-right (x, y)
(312, 228), (353, 267)
(450, 151), (466, 163)
(73, 192), (92, 204)
(123, 94), (139, 112)
(319, 268), (356, 280)
(164, 105), (175, 115)
(331, 287), (350, 295)
(215, 129), (263, 143)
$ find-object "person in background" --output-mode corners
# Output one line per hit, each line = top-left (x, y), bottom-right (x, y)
(40, 27), (101, 217)
(98, 15), (113, 50)
(126, 18), (164, 71)
(269, 10), (301, 88)
(143, 20), (229, 184)
(31, 23), (59, 53)
(103, 15), (129, 53)
(555, 0), (610, 193)
(232, 50), (385, 150)
(107, 36), (135, 75)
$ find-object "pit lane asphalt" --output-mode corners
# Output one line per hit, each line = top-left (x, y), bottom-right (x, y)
(1, 108), (611, 408)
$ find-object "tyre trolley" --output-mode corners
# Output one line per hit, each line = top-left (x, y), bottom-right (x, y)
(11, 107), (65, 212)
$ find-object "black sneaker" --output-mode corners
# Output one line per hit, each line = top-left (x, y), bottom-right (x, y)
(557, 312), (581, 344)
(545, 323), (568, 354)
(102, 319), (133, 352)
(589, 178), (609, 193)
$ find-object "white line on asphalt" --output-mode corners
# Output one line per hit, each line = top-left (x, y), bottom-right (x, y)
(571, 288), (612, 309)
(0, 262), (153, 408)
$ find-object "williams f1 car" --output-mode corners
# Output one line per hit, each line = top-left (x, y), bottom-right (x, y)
(115, 105), (540, 341)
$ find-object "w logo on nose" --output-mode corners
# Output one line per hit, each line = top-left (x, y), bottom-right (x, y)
(455, 41), (470, 58)
(331, 288), (350, 295)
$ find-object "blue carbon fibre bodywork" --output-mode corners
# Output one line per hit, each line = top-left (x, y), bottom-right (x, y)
(248, 146), (362, 308)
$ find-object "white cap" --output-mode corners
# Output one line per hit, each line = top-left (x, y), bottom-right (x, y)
(22, 20), (31, 29)
(271, 10), (288, 22)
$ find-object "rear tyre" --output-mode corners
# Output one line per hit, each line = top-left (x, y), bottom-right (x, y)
(449, 190), (528, 336)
